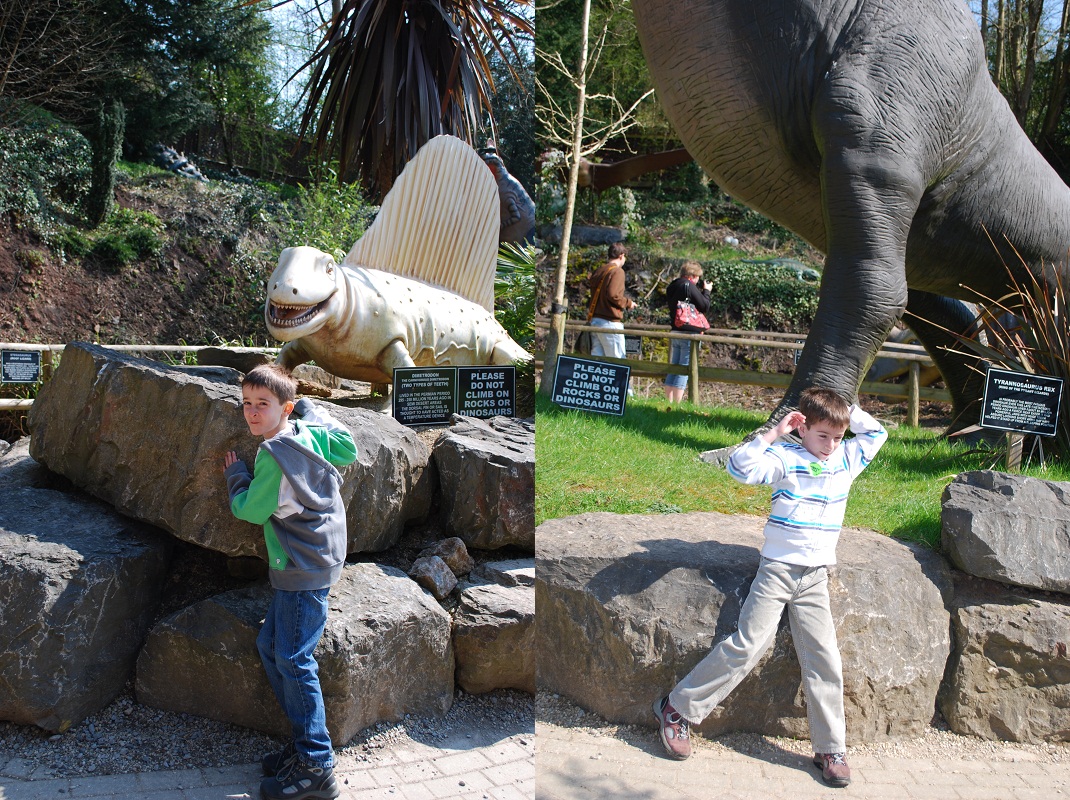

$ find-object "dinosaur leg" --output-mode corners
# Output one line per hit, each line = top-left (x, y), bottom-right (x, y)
(768, 70), (927, 428)
(373, 339), (416, 396)
(904, 290), (986, 433)
(490, 339), (534, 366)
(275, 341), (313, 372)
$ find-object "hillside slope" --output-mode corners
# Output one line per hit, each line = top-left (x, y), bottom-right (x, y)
(0, 172), (282, 348)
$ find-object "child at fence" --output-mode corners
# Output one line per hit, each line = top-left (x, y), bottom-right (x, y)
(652, 387), (887, 788)
(223, 364), (357, 800)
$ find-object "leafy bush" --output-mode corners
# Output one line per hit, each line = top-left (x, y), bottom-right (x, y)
(700, 260), (818, 329)
(496, 242), (536, 350)
(87, 207), (165, 271)
(278, 168), (375, 260)
(0, 111), (91, 239)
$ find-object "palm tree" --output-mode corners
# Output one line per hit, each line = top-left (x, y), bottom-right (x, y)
(289, 0), (533, 199)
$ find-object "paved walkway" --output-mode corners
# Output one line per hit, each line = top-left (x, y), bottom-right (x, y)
(0, 727), (533, 800)
(536, 723), (1070, 800)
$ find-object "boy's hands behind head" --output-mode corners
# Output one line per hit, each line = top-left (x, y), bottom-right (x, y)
(774, 410), (806, 438)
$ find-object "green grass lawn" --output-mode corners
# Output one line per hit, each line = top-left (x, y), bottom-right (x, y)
(535, 394), (1070, 549)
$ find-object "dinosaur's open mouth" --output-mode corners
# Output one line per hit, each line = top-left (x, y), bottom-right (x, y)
(267, 298), (329, 328)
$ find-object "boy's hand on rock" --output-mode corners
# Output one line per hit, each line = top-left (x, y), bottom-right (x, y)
(223, 451), (240, 472)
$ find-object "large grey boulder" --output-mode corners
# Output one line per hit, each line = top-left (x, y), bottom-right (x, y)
(940, 573), (1070, 743)
(135, 563), (454, 742)
(942, 470), (1070, 593)
(453, 581), (535, 695)
(0, 487), (173, 732)
(537, 512), (953, 742)
(432, 415), (534, 551)
(28, 342), (434, 557)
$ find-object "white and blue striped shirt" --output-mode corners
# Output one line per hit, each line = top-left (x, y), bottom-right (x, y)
(727, 405), (888, 566)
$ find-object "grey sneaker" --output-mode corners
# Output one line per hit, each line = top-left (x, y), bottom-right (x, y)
(813, 752), (851, 787)
(652, 696), (691, 760)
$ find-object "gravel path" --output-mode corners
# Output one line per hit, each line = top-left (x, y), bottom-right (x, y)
(0, 685), (533, 781)
(536, 692), (1070, 766)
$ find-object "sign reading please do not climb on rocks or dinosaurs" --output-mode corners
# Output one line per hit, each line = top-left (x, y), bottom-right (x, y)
(550, 355), (630, 416)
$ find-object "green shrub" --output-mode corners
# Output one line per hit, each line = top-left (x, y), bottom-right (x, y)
(700, 260), (818, 329)
(0, 112), (91, 239)
(278, 168), (374, 260)
(496, 242), (536, 350)
(90, 233), (138, 270)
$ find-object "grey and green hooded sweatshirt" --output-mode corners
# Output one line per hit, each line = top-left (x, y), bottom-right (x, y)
(225, 398), (358, 591)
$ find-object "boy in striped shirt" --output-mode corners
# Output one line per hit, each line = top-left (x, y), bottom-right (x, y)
(653, 388), (887, 787)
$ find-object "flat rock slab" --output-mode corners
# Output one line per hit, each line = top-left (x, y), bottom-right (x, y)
(135, 563), (454, 742)
(537, 512), (952, 742)
(940, 572), (1070, 743)
(454, 581), (535, 694)
(28, 342), (433, 557)
(0, 487), (173, 732)
(942, 470), (1070, 592)
(475, 558), (535, 588)
(433, 415), (534, 551)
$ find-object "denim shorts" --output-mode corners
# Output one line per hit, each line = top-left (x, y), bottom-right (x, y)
(664, 337), (691, 388)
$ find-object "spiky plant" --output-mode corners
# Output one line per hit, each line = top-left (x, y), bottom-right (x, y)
(290, 0), (533, 199)
(495, 240), (535, 351)
(938, 256), (1070, 459)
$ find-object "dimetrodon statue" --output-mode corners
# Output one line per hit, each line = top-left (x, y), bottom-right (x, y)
(264, 136), (532, 386)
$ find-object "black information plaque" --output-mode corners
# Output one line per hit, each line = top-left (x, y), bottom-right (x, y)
(551, 355), (630, 416)
(392, 367), (456, 426)
(1, 350), (40, 384)
(980, 368), (1063, 437)
(457, 366), (515, 419)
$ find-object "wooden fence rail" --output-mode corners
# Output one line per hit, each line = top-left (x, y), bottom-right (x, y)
(0, 344), (279, 410)
(535, 319), (951, 426)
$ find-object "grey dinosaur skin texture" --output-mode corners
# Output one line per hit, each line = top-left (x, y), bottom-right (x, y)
(632, 0), (1070, 428)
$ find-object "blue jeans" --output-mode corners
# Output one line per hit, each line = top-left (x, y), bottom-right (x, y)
(665, 338), (691, 389)
(257, 588), (333, 768)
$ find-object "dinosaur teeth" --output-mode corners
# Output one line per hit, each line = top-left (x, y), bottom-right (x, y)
(268, 301), (318, 328)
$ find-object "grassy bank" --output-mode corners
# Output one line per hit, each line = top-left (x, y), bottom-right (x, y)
(535, 394), (1070, 549)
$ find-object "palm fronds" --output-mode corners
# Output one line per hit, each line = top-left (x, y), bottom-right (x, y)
(292, 0), (533, 199)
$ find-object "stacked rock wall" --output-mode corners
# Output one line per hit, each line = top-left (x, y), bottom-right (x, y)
(535, 470), (1070, 745)
(0, 343), (534, 739)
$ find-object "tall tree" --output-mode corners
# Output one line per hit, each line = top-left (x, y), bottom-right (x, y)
(536, 0), (654, 394)
(287, 0), (534, 199)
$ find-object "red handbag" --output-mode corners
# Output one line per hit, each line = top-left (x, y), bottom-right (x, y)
(674, 299), (709, 330)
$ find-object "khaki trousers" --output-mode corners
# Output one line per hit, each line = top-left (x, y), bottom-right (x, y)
(668, 556), (847, 753)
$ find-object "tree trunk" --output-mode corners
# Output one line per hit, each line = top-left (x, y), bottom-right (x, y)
(539, 0), (593, 395)
(84, 99), (125, 228)
(1038, 0), (1070, 149)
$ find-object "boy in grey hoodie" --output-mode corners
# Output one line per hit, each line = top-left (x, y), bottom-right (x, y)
(224, 364), (357, 800)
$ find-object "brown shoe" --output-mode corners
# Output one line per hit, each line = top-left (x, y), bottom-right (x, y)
(813, 752), (851, 787)
(652, 696), (691, 760)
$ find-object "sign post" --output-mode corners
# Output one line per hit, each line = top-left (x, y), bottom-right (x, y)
(979, 368), (1064, 471)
